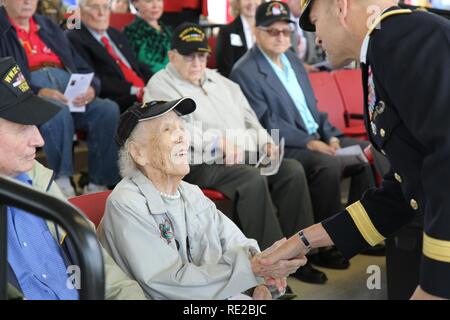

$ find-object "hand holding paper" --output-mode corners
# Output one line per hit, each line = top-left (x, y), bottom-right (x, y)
(72, 86), (95, 107)
(335, 145), (368, 167)
(63, 73), (94, 112)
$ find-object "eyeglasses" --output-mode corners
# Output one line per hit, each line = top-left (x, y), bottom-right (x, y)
(258, 27), (293, 37)
(181, 52), (209, 63)
(84, 4), (112, 13)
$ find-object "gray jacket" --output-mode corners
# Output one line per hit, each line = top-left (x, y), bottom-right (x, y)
(97, 170), (262, 300)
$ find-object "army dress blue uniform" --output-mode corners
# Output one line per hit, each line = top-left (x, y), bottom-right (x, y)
(300, 1), (450, 299)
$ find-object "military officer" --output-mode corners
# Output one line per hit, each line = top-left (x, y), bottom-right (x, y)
(255, 0), (450, 299)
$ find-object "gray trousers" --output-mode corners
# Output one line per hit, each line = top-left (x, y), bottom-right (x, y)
(185, 159), (314, 250)
(285, 137), (376, 222)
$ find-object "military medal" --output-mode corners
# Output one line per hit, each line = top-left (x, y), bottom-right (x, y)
(375, 101), (385, 116)
(367, 66), (377, 121)
(371, 122), (377, 136)
(159, 219), (174, 244)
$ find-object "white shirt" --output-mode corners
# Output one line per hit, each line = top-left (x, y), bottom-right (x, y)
(86, 27), (132, 68)
(360, 7), (393, 64)
(160, 192), (189, 263)
(360, 33), (370, 64)
(86, 27), (141, 95)
(240, 15), (255, 49)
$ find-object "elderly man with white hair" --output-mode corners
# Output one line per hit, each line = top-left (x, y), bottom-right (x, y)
(67, 0), (151, 113)
(97, 98), (306, 299)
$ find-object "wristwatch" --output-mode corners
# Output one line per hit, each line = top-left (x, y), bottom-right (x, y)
(298, 230), (312, 253)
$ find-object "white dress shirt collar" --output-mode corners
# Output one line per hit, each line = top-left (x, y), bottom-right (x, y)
(240, 15), (255, 50)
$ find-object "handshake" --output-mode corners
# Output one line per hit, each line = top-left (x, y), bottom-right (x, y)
(250, 234), (310, 295)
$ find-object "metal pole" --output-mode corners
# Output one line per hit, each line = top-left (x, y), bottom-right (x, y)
(0, 204), (7, 300)
(0, 176), (105, 300)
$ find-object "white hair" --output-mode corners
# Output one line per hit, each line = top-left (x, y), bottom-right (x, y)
(78, 0), (112, 8)
(229, 0), (263, 17)
(118, 120), (150, 178)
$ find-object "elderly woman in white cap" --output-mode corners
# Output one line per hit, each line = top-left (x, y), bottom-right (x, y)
(97, 98), (305, 300)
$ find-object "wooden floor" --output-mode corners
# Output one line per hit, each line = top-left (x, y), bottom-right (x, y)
(288, 254), (387, 300)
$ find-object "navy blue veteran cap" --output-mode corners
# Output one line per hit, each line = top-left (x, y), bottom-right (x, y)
(116, 98), (196, 146)
(256, 1), (294, 27)
(171, 22), (211, 56)
(0, 57), (61, 125)
(300, 0), (315, 32)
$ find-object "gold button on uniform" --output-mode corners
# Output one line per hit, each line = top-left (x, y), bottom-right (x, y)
(394, 173), (402, 183)
(380, 128), (386, 138)
(410, 199), (419, 210)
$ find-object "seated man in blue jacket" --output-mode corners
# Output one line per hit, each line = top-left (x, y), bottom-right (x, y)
(0, 0), (120, 196)
(230, 1), (375, 268)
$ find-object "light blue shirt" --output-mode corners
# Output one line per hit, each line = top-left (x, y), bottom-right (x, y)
(87, 27), (132, 68)
(7, 173), (79, 300)
(262, 49), (319, 135)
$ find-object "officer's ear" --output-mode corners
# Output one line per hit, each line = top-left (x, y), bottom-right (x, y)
(335, 0), (350, 28)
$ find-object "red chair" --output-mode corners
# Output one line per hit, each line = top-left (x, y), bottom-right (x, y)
(207, 36), (218, 69)
(308, 72), (367, 138)
(201, 188), (228, 201)
(202, 188), (233, 221)
(68, 189), (229, 227)
(333, 69), (365, 128)
(69, 190), (112, 228)
(109, 13), (135, 31)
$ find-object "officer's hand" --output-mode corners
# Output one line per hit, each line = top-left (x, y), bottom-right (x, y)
(258, 233), (309, 270)
(250, 251), (305, 280)
(307, 140), (336, 156)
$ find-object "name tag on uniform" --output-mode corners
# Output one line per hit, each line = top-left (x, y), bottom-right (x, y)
(230, 33), (243, 47)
